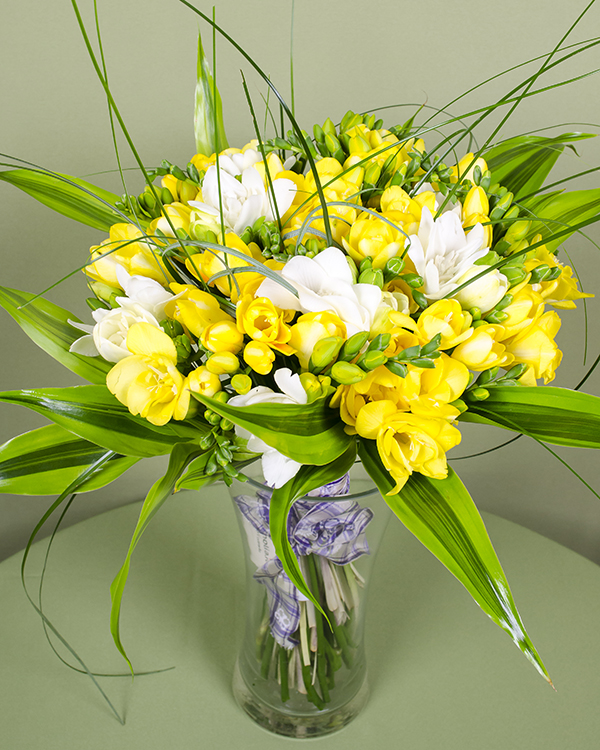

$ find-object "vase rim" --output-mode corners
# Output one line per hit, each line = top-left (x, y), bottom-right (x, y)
(239, 460), (379, 502)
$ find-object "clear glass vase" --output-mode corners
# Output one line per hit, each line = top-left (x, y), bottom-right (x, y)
(228, 461), (390, 738)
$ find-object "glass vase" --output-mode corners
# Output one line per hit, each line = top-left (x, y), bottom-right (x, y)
(228, 461), (390, 738)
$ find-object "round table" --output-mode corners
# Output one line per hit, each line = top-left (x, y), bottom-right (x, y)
(1, 483), (599, 749)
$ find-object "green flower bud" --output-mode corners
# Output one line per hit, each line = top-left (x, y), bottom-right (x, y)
(545, 266), (561, 281)
(395, 344), (420, 361)
(359, 350), (388, 371)
(470, 388), (490, 401)
(400, 273), (424, 289)
(368, 333), (392, 352)
(479, 170), (492, 192)
(384, 256), (405, 279)
(495, 294), (513, 310)
(469, 307), (482, 321)
(505, 220), (532, 244)
(220, 418), (234, 432)
(385, 361), (408, 378)
(529, 264), (551, 284)
(485, 310), (509, 324)
(313, 124), (325, 143)
(331, 361), (368, 384)
(325, 133), (342, 156)
(472, 319), (489, 329)
(204, 410), (222, 426)
(358, 268), (384, 288)
(420, 333), (442, 356)
(339, 331), (369, 361)
(359, 256), (373, 273)
(213, 390), (230, 404)
(502, 363), (530, 381)
(160, 319), (185, 338)
(503, 266), (528, 288)
(477, 367), (499, 385)
(174, 334), (192, 362)
(449, 398), (468, 414)
(410, 357), (436, 369)
(199, 433), (215, 450)
(364, 162), (381, 185)
(309, 336), (344, 372)
(322, 118), (337, 137)
(232, 374), (252, 395)
(411, 290), (429, 309)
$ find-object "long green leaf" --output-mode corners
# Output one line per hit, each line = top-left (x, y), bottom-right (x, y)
(0, 168), (125, 231)
(269, 443), (358, 614)
(194, 30), (228, 155)
(460, 386), (600, 448)
(359, 438), (551, 684)
(484, 132), (595, 199)
(0, 385), (206, 458)
(192, 393), (352, 465)
(0, 424), (138, 495)
(0, 285), (111, 384)
(109, 443), (203, 669)
(520, 188), (600, 252)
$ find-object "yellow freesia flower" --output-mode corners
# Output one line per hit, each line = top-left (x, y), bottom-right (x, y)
(496, 286), (544, 341)
(206, 351), (240, 375)
(416, 299), (473, 349)
(524, 245), (594, 309)
(149, 202), (193, 238)
(165, 284), (231, 338)
(86, 223), (170, 288)
(354, 401), (461, 494)
(289, 311), (346, 369)
(185, 233), (263, 302)
(451, 324), (514, 371)
(161, 174), (200, 204)
(342, 213), (405, 269)
(412, 354), (470, 419)
(450, 153), (488, 184)
(186, 366), (222, 398)
(243, 341), (276, 375)
(236, 295), (294, 354)
(503, 311), (562, 384)
(200, 319), (244, 354)
(106, 322), (189, 426)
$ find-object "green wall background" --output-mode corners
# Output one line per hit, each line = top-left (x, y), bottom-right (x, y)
(1, 0), (599, 562)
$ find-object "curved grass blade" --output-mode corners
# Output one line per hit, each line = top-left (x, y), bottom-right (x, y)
(0, 423), (138, 495)
(0, 385), (207, 458)
(191, 392), (352, 465)
(484, 132), (596, 200)
(359, 438), (551, 684)
(269, 442), (357, 616)
(195, 29), (228, 155)
(0, 285), (111, 384)
(0, 167), (128, 231)
(177, 0), (334, 246)
(460, 386), (600, 449)
(20, 457), (126, 724)
(109, 443), (204, 670)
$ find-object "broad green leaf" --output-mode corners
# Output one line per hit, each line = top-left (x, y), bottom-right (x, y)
(194, 30), (228, 156)
(484, 133), (595, 200)
(0, 385), (207, 458)
(110, 443), (203, 669)
(0, 423), (138, 495)
(359, 438), (551, 684)
(0, 285), (111, 384)
(0, 168), (127, 231)
(460, 386), (600, 448)
(269, 443), (358, 615)
(192, 393), (352, 465)
(520, 188), (600, 253)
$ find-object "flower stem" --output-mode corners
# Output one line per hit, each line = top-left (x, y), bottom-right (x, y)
(279, 647), (290, 702)
(260, 632), (275, 679)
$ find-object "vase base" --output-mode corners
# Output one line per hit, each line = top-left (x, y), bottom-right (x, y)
(232, 659), (369, 739)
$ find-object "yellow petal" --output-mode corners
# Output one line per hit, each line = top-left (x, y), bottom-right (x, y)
(126, 322), (177, 362)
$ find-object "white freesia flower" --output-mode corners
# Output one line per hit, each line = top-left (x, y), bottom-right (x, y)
(115, 265), (174, 320)
(215, 149), (262, 175)
(407, 205), (489, 301)
(189, 161), (297, 236)
(69, 300), (161, 363)
(453, 264), (509, 314)
(229, 368), (307, 488)
(256, 247), (383, 336)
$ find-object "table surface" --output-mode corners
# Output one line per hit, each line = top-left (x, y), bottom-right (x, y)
(1, 482), (599, 750)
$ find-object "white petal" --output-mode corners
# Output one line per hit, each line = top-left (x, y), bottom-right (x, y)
(68, 319), (94, 334)
(255, 277), (302, 311)
(233, 193), (263, 235)
(313, 247), (354, 285)
(69, 335), (99, 356)
(274, 368), (307, 404)
(270, 178), (297, 217)
(262, 449), (303, 488)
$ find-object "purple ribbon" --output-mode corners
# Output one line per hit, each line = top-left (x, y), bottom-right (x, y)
(233, 472), (373, 648)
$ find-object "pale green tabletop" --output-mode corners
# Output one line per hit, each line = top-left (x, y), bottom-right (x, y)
(1, 482), (599, 749)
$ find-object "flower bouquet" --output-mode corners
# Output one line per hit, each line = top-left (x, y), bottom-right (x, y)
(1, 0), (600, 737)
